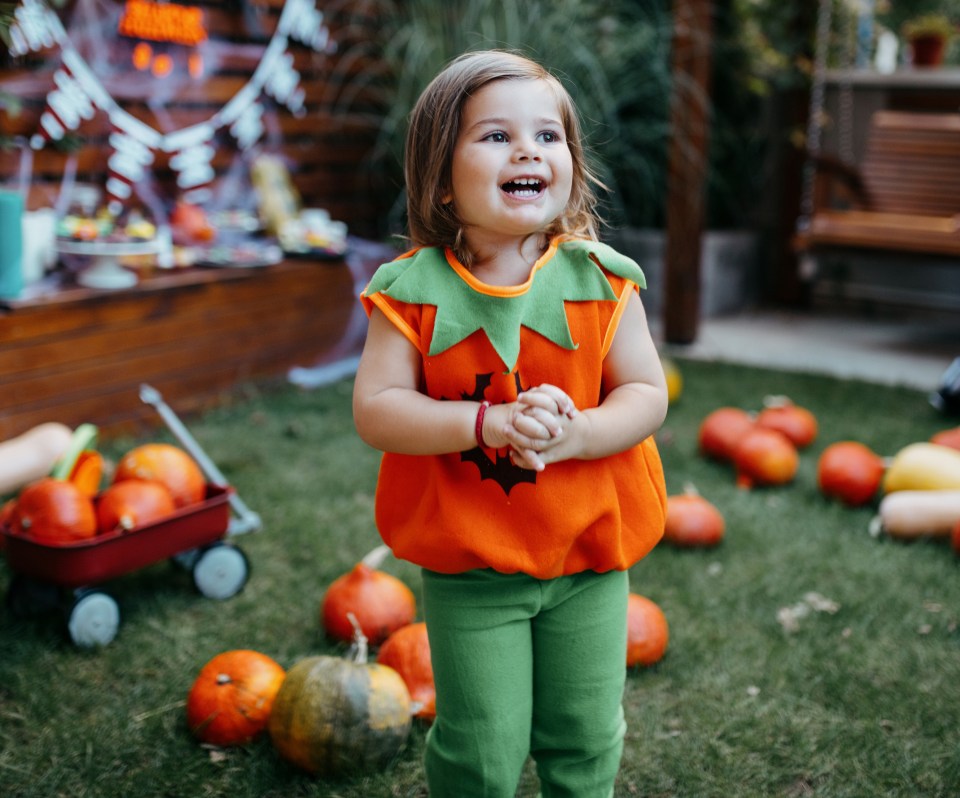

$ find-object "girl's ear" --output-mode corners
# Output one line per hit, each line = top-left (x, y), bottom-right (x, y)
(442, 189), (453, 204)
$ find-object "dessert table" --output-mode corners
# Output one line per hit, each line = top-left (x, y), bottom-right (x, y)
(0, 238), (395, 440)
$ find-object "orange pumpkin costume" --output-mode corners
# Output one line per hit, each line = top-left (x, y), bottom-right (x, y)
(360, 237), (666, 579)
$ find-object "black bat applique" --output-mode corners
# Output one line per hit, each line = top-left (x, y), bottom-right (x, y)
(457, 372), (537, 496)
(461, 447), (536, 494)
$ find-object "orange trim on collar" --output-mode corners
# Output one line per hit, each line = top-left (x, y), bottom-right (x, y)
(443, 238), (562, 297)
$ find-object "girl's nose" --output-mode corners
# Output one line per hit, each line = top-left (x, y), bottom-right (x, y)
(513, 140), (542, 162)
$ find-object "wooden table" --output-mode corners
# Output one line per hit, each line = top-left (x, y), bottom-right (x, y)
(0, 241), (392, 439)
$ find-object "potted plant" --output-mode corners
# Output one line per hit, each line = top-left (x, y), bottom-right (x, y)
(902, 13), (956, 67)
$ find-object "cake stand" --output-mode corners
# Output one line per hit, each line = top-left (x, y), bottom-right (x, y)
(56, 238), (161, 289)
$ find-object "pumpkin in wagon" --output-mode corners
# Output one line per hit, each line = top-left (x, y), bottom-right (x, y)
(9, 477), (97, 545)
(186, 649), (286, 747)
(269, 616), (412, 777)
(113, 442), (205, 508)
(48, 422), (101, 497)
(96, 479), (176, 533)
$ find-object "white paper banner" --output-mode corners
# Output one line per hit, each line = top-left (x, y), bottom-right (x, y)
(9, 0), (334, 206)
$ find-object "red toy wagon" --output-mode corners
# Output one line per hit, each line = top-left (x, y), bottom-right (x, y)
(2, 385), (261, 648)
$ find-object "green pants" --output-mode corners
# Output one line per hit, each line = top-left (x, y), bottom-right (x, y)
(421, 568), (628, 798)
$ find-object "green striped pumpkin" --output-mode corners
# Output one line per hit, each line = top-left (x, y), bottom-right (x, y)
(267, 654), (412, 776)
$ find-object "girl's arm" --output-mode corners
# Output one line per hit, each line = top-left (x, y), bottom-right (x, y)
(516, 290), (668, 465)
(353, 308), (558, 455)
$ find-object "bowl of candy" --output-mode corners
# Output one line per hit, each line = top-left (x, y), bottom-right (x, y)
(56, 186), (161, 288)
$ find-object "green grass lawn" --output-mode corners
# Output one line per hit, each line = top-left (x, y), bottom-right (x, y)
(1, 360), (958, 797)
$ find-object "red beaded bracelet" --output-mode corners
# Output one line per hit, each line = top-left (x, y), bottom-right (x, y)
(475, 400), (491, 448)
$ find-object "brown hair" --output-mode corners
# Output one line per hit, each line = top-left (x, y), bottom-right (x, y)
(404, 50), (603, 266)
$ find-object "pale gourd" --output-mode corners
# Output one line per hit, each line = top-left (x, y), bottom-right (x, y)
(882, 443), (960, 494)
(0, 423), (74, 496)
(872, 490), (960, 540)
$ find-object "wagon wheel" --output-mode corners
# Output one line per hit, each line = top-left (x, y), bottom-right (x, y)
(6, 574), (62, 618)
(192, 543), (249, 600)
(66, 590), (120, 648)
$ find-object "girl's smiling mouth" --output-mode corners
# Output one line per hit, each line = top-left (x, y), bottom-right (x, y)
(501, 177), (545, 197)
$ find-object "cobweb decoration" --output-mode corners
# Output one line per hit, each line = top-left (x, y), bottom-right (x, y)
(7, 0), (336, 208)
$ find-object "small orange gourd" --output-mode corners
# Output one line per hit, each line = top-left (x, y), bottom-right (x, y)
(321, 546), (416, 646)
(66, 450), (104, 498)
(186, 649), (286, 747)
(663, 489), (725, 548)
(931, 427), (960, 451)
(698, 407), (754, 462)
(626, 593), (669, 668)
(755, 397), (818, 449)
(732, 427), (798, 489)
(817, 441), (885, 507)
(377, 622), (436, 723)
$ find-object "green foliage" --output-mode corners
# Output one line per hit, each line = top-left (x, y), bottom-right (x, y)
(329, 0), (673, 231)
(877, 1), (960, 35)
(2, 363), (959, 796)
(330, 0), (816, 232)
(901, 13), (957, 39)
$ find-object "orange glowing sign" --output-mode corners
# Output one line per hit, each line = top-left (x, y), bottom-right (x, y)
(118, 0), (208, 47)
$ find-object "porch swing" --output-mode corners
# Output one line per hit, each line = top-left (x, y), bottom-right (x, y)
(793, 0), (960, 266)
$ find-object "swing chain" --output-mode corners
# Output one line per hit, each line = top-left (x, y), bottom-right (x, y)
(798, 0), (835, 230)
(837, 1), (859, 165)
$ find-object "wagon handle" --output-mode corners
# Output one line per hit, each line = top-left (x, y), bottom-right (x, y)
(138, 383), (262, 536)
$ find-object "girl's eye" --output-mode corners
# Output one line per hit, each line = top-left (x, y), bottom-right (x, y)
(484, 131), (508, 143)
(539, 130), (562, 144)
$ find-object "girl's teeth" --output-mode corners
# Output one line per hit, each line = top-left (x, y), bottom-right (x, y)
(503, 179), (543, 195)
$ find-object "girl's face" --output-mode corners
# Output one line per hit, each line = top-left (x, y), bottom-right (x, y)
(447, 78), (573, 251)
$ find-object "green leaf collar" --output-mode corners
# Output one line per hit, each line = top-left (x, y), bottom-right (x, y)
(364, 240), (645, 371)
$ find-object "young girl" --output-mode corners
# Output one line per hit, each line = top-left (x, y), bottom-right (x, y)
(353, 50), (668, 797)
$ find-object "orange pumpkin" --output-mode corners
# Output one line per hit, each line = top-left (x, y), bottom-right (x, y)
(732, 427), (798, 489)
(663, 490), (725, 548)
(113, 443), (205, 508)
(626, 593), (669, 667)
(931, 427), (960, 451)
(817, 441), (886, 507)
(96, 479), (176, 533)
(755, 398), (818, 449)
(321, 546), (416, 646)
(376, 622), (436, 723)
(698, 407), (755, 462)
(186, 649), (286, 747)
(67, 450), (104, 498)
(9, 477), (97, 545)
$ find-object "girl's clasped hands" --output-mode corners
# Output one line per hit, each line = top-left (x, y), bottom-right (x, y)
(483, 384), (580, 472)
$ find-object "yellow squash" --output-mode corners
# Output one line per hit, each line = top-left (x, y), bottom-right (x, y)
(882, 442), (960, 493)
